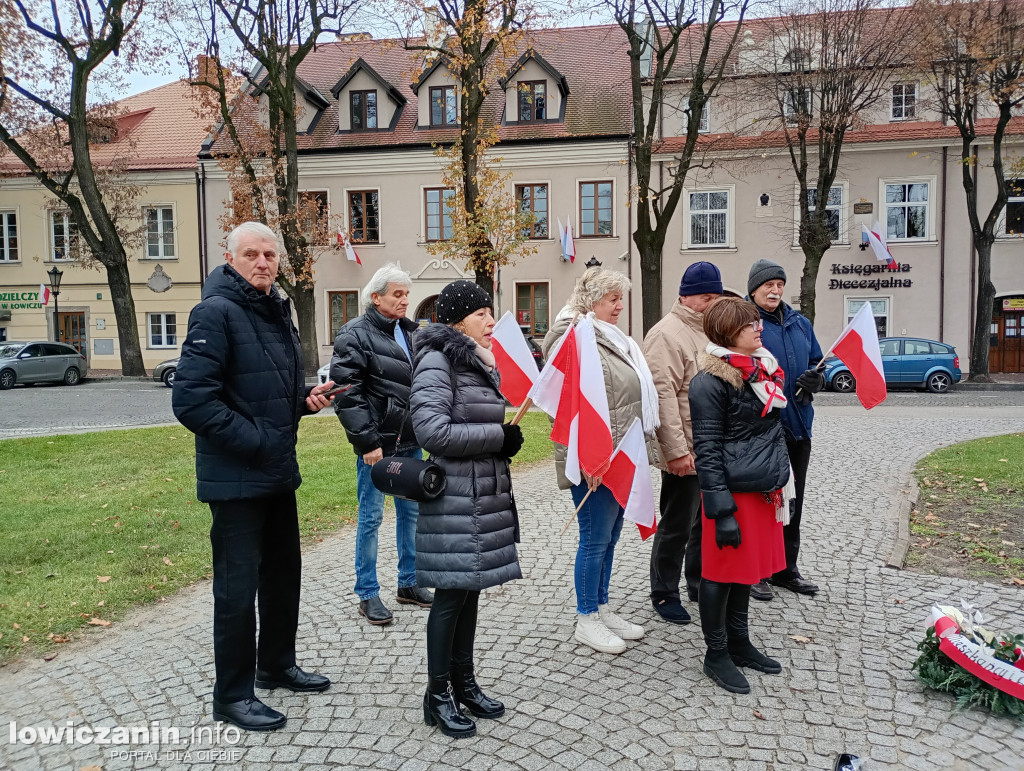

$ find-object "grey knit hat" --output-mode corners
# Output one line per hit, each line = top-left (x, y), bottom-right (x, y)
(435, 279), (493, 325)
(747, 258), (787, 296)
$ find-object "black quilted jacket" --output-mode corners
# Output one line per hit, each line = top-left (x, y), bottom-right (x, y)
(172, 265), (314, 502)
(329, 305), (418, 456)
(688, 353), (790, 519)
(410, 324), (522, 591)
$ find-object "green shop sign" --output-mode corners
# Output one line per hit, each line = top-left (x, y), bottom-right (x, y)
(0, 290), (44, 310)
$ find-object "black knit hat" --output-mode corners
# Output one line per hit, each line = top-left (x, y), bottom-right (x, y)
(747, 258), (787, 296)
(435, 279), (493, 325)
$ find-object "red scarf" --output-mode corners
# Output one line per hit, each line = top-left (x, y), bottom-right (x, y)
(719, 352), (787, 416)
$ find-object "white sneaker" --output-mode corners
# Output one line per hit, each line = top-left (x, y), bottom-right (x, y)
(575, 613), (627, 654)
(599, 605), (645, 641)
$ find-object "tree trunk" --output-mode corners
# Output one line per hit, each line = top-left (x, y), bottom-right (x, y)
(637, 238), (663, 334)
(797, 244), (827, 324)
(290, 283), (319, 378)
(969, 239), (995, 382)
(103, 258), (146, 376)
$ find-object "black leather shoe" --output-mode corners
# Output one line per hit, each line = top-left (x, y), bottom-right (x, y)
(255, 666), (331, 692)
(423, 684), (476, 738)
(728, 638), (782, 674)
(652, 598), (691, 624)
(702, 649), (750, 694)
(770, 574), (819, 595)
(451, 667), (505, 719)
(212, 696), (286, 732)
(749, 581), (774, 601)
(397, 586), (434, 607)
(359, 596), (394, 625)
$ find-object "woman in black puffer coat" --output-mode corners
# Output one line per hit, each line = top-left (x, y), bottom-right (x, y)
(410, 280), (524, 739)
(688, 297), (792, 697)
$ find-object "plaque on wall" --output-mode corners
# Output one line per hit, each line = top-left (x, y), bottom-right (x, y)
(147, 265), (173, 293)
(853, 202), (873, 215)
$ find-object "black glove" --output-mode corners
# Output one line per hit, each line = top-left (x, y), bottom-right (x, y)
(795, 368), (825, 393)
(714, 513), (742, 550)
(500, 423), (524, 459)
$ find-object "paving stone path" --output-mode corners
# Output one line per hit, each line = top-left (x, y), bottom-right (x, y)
(2, 403), (1024, 771)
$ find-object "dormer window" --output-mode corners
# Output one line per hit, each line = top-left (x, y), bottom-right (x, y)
(430, 86), (457, 126)
(517, 81), (547, 122)
(350, 90), (378, 131)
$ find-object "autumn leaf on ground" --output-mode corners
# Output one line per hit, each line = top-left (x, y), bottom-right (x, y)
(97, 576), (111, 583)
(162, 557), (173, 566)
(12, 623), (20, 630)
(790, 634), (812, 643)
(892, 598), (905, 604)
(51, 634), (71, 643)
(87, 618), (111, 627)
(752, 709), (766, 720)
(81, 766), (102, 771)
(43, 653), (57, 661)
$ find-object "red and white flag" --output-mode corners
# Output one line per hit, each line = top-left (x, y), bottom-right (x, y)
(528, 323), (575, 418)
(338, 229), (361, 265)
(490, 311), (537, 407)
(830, 302), (887, 409)
(862, 221), (897, 269)
(603, 417), (657, 540)
(39, 284), (51, 307)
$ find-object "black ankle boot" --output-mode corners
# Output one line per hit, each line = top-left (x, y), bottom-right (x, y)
(452, 666), (505, 719)
(423, 679), (476, 738)
(703, 648), (751, 694)
(728, 638), (782, 674)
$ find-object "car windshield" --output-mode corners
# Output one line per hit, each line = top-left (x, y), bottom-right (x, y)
(0, 343), (25, 358)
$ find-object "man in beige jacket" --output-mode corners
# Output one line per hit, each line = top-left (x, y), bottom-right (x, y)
(642, 262), (723, 624)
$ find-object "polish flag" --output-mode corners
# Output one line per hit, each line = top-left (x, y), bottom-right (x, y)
(490, 311), (537, 407)
(562, 216), (576, 263)
(830, 302), (888, 409)
(862, 221), (897, 269)
(603, 417), (657, 540)
(528, 322), (575, 419)
(39, 284), (51, 307)
(338, 229), (361, 265)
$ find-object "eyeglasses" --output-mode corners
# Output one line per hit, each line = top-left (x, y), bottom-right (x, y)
(748, 320), (764, 333)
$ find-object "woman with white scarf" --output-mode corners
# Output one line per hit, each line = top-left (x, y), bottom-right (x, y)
(542, 267), (660, 655)
(687, 297), (793, 695)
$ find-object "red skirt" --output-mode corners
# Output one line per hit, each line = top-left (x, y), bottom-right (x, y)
(701, 491), (786, 584)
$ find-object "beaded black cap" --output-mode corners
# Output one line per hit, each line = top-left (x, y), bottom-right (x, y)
(435, 279), (493, 325)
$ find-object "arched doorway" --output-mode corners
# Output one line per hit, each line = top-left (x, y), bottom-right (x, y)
(990, 295), (1024, 373)
(415, 295), (439, 324)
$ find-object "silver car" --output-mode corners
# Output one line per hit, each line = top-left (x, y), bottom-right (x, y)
(0, 341), (89, 389)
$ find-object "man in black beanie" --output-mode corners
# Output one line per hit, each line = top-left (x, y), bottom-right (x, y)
(746, 258), (824, 599)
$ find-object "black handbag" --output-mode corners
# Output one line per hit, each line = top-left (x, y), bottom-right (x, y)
(370, 456), (446, 502)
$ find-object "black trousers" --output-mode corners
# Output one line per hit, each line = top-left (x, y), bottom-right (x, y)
(773, 437), (812, 579)
(650, 472), (702, 604)
(426, 589), (480, 682)
(209, 491), (301, 702)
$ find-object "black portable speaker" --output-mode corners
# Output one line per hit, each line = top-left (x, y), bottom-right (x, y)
(369, 456), (446, 502)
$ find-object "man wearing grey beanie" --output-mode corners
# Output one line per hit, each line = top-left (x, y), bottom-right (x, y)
(746, 259), (824, 600)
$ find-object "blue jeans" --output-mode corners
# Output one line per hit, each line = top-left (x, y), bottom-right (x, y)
(571, 482), (624, 615)
(354, 448), (421, 600)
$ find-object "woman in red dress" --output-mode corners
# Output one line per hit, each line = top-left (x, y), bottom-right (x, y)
(688, 297), (792, 694)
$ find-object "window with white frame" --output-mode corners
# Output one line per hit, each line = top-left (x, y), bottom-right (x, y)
(806, 185), (843, 242)
(688, 190), (730, 247)
(784, 87), (812, 123)
(148, 313), (178, 348)
(846, 297), (889, 338)
(579, 181), (613, 237)
(891, 83), (917, 120)
(144, 206), (175, 258)
(50, 211), (79, 261)
(684, 97), (709, 133)
(1002, 178), (1023, 236)
(424, 187), (454, 241)
(0, 211), (17, 262)
(885, 181), (930, 240)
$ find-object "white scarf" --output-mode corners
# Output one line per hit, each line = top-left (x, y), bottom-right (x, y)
(588, 312), (661, 434)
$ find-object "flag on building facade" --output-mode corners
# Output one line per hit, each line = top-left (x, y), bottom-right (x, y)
(862, 221), (898, 269)
(490, 311), (537, 407)
(338, 229), (361, 265)
(39, 284), (50, 307)
(830, 302), (888, 409)
(602, 417), (657, 540)
(562, 216), (576, 263)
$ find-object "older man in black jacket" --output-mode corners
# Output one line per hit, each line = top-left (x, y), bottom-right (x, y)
(330, 263), (431, 626)
(173, 222), (335, 732)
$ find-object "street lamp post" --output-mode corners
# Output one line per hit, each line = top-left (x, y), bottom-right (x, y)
(47, 266), (63, 343)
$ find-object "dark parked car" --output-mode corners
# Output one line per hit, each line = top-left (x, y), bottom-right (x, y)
(824, 337), (961, 394)
(524, 333), (545, 370)
(0, 341), (89, 389)
(153, 358), (178, 388)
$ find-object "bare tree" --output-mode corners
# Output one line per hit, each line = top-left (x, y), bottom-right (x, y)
(0, 0), (150, 375)
(394, 0), (537, 293)
(751, 0), (904, 324)
(185, 0), (361, 375)
(607, 0), (751, 334)
(915, 0), (1024, 381)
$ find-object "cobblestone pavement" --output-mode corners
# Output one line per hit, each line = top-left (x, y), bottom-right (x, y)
(3, 403), (1024, 771)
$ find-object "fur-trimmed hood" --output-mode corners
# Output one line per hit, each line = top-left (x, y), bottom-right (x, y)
(413, 323), (479, 367)
(697, 352), (745, 389)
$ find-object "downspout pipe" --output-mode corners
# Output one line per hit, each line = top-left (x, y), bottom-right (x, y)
(627, 136), (633, 337)
(968, 146), (978, 364)
(939, 146), (947, 341)
(198, 163), (209, 287)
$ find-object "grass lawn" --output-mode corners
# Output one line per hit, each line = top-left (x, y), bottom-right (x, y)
(0, 411), (553, 662)
(907, 432), (1024, 585)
